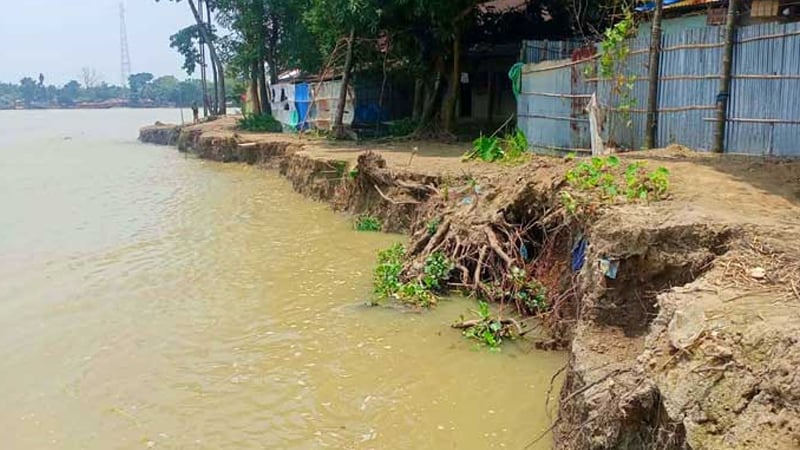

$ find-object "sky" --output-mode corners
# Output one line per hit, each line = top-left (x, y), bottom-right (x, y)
(0, 0), (197, 86)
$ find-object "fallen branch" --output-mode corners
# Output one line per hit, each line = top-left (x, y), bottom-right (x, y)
(451, 317), (524, 335)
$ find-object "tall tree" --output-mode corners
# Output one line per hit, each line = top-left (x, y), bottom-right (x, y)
(157, 0), (227, 115)
(80, 67), (100, 89)
(19, 77), (37, 107)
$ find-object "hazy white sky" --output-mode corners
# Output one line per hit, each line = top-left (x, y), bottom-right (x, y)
(0, 0), (197, 86)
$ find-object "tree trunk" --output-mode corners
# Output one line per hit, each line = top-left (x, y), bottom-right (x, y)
(713, 0), (738, 153)
(250, 62), (262, 115)
(442, 31), (461, 133)
(415, 58), (445, 135)
(258, 59), (271, 115)
(645, 0), (664, 149)
(267, 13), (280, 84)
(333, 28), (356, 138)
(254, 0), (271, 115)
(412, 79), (423, 122)
(187, 0), (226, 115)
(207, 2), (219, 114)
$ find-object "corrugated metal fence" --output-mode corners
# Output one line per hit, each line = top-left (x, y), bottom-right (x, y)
(518, 22), (800, 156)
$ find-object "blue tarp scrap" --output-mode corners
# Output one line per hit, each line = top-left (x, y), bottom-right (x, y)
(520, 243), (530, 261)
(599, 258), (620, 279)
(571, 236), (588, 272)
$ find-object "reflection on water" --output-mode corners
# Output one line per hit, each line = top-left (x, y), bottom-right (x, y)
(0, 109), (564, 449)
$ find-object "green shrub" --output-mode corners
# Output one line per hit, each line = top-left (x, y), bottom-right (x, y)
(500, 129), (528, 161)
(460, 301), (505, 349)
(373, 243), (406, 300)
(355, 215), (382, 232)
(237, 114), (282, 132)
(464, 129), (528, 163)
(371, 244), (452, 307)
(422, 251), (454, 290)
(388, 118), (418, 136)
(426, 217), (441, 236)
(563, 155), (671, 211)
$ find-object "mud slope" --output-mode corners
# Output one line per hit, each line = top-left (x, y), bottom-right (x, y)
(140, 120), (800, 450)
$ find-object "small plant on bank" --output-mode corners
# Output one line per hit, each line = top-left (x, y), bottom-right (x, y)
(562, 155), (671, 213)
(426, 217), (441, 236)
(510, 266), (548, 314)
(348, 168), (359, 179)
(457, 301), (508, 350)
(355, 215), (382, 232)
(625, 163), (670, 200)
(499, 128), (528, 162)
(466, 134), (504, 162)
(373, 243), (406, 301)
(237, 113), (282, 132)
(423, 251), (454, 290)
(463, 129), (529, 164)
(371, 245), (453, 307)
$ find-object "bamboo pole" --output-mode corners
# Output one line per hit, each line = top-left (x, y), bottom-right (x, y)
(646, 0), (664, 149)
(713, 0), (738, 153)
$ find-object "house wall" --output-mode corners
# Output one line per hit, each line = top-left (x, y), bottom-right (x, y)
(518, 21), (800, 156)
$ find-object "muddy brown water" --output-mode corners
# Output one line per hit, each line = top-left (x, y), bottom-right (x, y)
(0, 109), (565, 449)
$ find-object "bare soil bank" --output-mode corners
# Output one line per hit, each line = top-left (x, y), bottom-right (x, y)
(140, 118), (800, 449)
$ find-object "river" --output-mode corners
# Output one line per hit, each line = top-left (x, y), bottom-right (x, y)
(0, 109), (564, 449)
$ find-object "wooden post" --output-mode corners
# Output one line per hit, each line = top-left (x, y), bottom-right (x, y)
(645, 0), (664, 149)
(713, 0), (738, 153)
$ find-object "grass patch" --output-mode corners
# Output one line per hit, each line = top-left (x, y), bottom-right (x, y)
(237, 114), (282, 132)
(355, 215), (382, 232)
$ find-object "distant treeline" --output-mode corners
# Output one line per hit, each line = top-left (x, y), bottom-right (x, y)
(0, 72), (214, 109)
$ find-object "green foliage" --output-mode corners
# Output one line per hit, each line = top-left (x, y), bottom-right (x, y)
(595, 10), (637, 126)
(499, 128), (528, 161)
(426, 217), (441, 236)
(388, 118), (419, 137)
(460, 301), (505, 349)
(237, 114), (283, 132)
(355, 215), (382, 232)
(467, 134), (504, 162)
(422, 251), (454, 290)
(0, 73), (204, 109)
(348, 168), (359, 179)
(373, 243), (407, 300)
(563, 156), (671, 212)
(398, 281), (437, 308)
(371, 244), (452, 307)
(565, 155), (621, 199)
(464, 129), (529, 163)
(510, 266), (548, 314)
(624, 163), (670, 201)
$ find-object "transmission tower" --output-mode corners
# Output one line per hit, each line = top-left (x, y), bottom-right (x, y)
(119, 2), (132, 87)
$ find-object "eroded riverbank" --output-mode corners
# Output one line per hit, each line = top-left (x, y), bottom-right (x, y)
(141, 117), (800, 449)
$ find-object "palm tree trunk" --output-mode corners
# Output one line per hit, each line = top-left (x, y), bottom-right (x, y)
(187, 0), (226, 115)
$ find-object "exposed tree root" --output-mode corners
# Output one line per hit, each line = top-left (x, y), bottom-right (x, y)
(349, 152), (579, 343)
